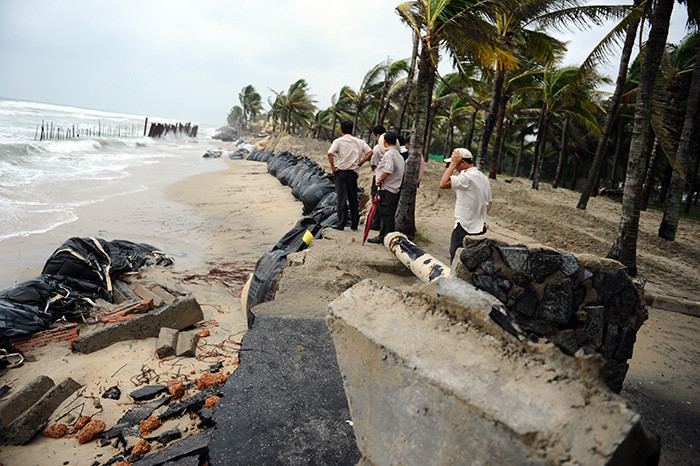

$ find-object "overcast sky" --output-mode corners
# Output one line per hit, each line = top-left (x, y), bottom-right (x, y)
(0, 0), (691, 126)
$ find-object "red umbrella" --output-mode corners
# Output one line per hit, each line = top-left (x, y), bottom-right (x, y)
(363, 193), (381, 245)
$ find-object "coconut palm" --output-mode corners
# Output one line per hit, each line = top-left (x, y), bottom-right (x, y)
(328, 85), (354, 137)
(608, 0), (675, 275)
(374, 58), (411, 127)
(395, 29), (421, 131)
(659, 32), (700, 240)
(239, 85), (263, 123)
(394, 0), (504, 236)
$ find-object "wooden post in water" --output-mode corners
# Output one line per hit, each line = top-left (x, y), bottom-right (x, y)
(144, 118), (148, 136)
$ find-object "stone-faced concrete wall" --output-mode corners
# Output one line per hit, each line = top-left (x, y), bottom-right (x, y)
(453, 237), (647, 392)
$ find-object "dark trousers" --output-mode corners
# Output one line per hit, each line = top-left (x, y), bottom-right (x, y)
(450, 223), (486, 263)
(334, 169), (359, 230)
(377, 189), (400, 240)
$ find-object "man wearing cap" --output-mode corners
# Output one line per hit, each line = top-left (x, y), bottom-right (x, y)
(439, 148), (492, 262)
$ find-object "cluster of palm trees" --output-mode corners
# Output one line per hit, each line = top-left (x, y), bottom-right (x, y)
(227, 0), (699, 276)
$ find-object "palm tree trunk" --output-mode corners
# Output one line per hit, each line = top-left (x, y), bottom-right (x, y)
(395, 30), (420, 132)
(553, 113), (570, 189)
(659, 39), (700, 240)
(530, 103), (547, 180)
(686, 146), (699, 213)
(640, 138), (660, 211)
(396, 39), (435, 237)
(488, 95), (508, 179)
(445, 121), (454, 157)
(353, 106), (361, 136)
(497, 120), (509, 174)
(515, 133), (525, 177)
(424, 106), (436, 161)
(466, 109), (478, 152)
(476, 69), (505, 169)
(608, 0), (674, 275)
(577, 10), (640, 209)
(532, 115), (550, 190)
(611, 120), (625, 186)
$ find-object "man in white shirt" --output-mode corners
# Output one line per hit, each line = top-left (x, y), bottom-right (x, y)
(367, 132), (405, 244)
(439, 148), (493, 262)
(328, 121), (373, 230)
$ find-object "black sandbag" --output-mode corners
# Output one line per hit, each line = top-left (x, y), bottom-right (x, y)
(0, 299), (55, 340)
(280, 160), (307, 186)
(272, 217), (323, 253)
(301, 177), (336, 214)
(246, 249), (288, 309)
(277, 162), (300, 186)
(246, 150), (259, 161)
(291, 168), (322, 200)
(309, 204), (337, 223)
(41, 237), (113, 300)
(257, 151), (273, 162)
(289, 165), (310, 191)
(267, 150), (294, 176)
(103, 239), (172, 277)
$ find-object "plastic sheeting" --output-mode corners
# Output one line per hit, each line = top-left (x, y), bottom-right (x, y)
(1, 238), (172, 341)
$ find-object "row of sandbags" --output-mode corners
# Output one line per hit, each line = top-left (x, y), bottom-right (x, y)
(0, 238), (172, 340)
(234, 146), (363, 312)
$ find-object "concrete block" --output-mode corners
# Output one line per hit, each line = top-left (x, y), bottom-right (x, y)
(327, 278), (658, 465)
(72, 296), (203, 354)
(175, 331), (200, 357)
(1, 378), (81, 445)
(0, 375), (54, 428)
(113, 280), (139, 304)
(156, 328), (179, 358)
(133, 284), (165, 307)
(150, 285), (176, 305)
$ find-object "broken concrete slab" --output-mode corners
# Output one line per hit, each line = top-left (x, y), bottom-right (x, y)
(327, 278), (659, 465)
(1, 377), (82, 445)
(130, 385), (168, 402)
(209, 316), (361, 465)
(134, 430), (211, 466)
(156, 328), (179, 358)
(175, 331), (199, 357)
(0, 375), (54, 429)
(113, 280), (139, 304)
(150, 285), (176, 305)
(133, 284), (165, 307)
(72, 296), (204, 354)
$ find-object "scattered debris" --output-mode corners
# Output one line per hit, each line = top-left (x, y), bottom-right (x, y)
(77, 419), (106, 444)
(138, 415), (163, 437)
(42, 423), (67, 438)
(102, 386), (121, 400)
(131, 438), (151, 456)
(167, 380), (185, 400)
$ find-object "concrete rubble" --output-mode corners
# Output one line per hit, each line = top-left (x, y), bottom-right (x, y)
(327, 278), (660, 465)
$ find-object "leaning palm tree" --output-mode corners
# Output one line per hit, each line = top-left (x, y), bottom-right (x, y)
(283, 79), (317, 134)
(608, 0), (675, 275)
(239, 85), (263, 124)
(394, 0), (503, 236)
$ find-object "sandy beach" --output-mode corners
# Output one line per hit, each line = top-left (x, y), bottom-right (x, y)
(0, 134), (698, 465)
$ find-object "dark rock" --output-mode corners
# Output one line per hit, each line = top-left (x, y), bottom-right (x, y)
(208, 361), (224, 373)
(530, 250), (562, 283)
(614, 326), (636, 360)
(514, 285), (538, 317)
(102, 386), (121, 400)
(212, 126), (237, 141)
(459, 240), (493, 271)
(102, 396), (171, 439)
(583, 306), (605, 348)
(603, 323), (620, 360)
(572, 286), (586, 312)
(559, 252), (579, 276)
(148, 427), (182, 445)
(538, 280), (572, 324)
(606, 362), (629, 393)
(130, 385), (168, 402)
(157, 387), (222, 421)
(197, 407), (215, 429)
(102, 454), (124, 466)
(513, 314), (547, 335)
(552, 330), (578, 355)
(479, 259), (495, 276)
(496, 246), (529, 272)
(100, 438), (111, 447)
(574, 268), (594, 287)
(135, 430), (211, 466)
(606, 282), (639, 322)
(511, 271), (529, 287)
(471, 274), (512, 304)
(592, 267), (628, 302)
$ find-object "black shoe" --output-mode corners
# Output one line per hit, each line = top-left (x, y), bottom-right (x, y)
(367, 237), (383, 244)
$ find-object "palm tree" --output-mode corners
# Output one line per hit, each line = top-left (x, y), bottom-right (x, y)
(227, 106), (244, 129)
(608, 0), (675, 275)
(374, 58), (411, 127)
(239, 85), (263, 124)
(282, 79), (317, 134)
(577, 0), (643, 210)
(328, 85), (354, 137)
(395, 29), (421, 131)
(659, 32), (700, 240)
(394, 0), (502, 236)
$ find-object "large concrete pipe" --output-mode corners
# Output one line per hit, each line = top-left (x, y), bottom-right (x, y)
(384, 232), (450, 283)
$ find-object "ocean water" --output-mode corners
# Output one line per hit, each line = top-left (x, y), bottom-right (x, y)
(0, 97), (219, 242)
